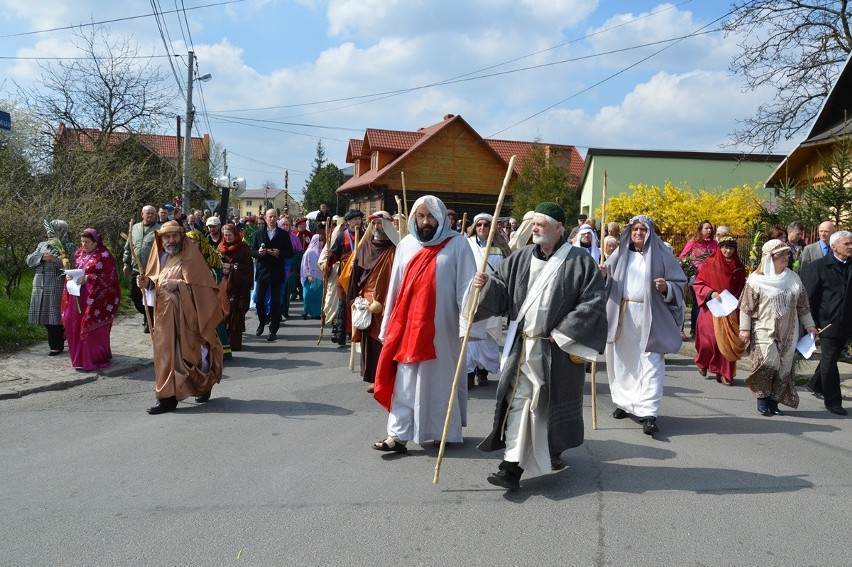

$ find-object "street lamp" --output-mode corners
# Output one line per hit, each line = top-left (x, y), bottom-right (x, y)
(182, 50), (212, 217)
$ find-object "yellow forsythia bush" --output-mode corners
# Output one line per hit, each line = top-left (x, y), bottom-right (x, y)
(599, 181), (762, 234)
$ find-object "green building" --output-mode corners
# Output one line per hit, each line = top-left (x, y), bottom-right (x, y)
(578, 148), (785, 219)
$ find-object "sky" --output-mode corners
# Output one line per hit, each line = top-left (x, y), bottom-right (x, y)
(0, 0), (794, 200)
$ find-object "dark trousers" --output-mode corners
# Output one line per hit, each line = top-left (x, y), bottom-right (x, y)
(689, 285), (699, 334)
(46, 324), (65, 351)
(256, 278), (282, 333)
(809, 337), (846, 408)
(129, 271), (155, 325)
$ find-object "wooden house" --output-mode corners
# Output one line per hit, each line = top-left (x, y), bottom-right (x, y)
(336, 114), (583, 220)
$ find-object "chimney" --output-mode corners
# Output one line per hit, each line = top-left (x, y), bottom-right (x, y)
(443, 114), (455, 120)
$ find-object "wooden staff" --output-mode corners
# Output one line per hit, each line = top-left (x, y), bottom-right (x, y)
(433, 155), (516, 484)
(349, 226), (360, 371)
(590, 170), (608, 430)
(125, 219), (154, 346)
(316, 222), (334, 345)
(460, 212), (468, 234)
(400, 172), (409, 218)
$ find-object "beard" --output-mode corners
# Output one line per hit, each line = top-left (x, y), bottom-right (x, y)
(164, 242), (183, 256)
(532, 233), (547, 245)
(372, 226), (386, 239)
(416, 222), (437, 242)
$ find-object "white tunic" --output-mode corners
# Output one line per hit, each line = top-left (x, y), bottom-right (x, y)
(465, 237), (504, 374)
(380, 233), (476, 444)
(607, 250), (666, 417)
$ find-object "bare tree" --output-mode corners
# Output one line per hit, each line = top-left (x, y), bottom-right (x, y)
(723, 1), (852, 151)
(18, 26), (175, 147)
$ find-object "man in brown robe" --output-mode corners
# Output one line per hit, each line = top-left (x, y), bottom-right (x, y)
(138, 221), (224, 415)
(348, 212), (397, 392)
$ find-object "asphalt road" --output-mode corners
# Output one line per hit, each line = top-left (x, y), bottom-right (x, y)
(2, 313), (850, 566)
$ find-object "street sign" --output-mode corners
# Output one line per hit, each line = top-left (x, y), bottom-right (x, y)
(0, 111), (10, 131)
(204, 199), (218, 212)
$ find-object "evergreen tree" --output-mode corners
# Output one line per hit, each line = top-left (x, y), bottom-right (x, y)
(510, 141), (575, 220)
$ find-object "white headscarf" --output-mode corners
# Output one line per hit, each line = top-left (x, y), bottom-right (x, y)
(576, 224), (600, 263)
(407, 195), (453, 246)
(749, 239), (796, 299)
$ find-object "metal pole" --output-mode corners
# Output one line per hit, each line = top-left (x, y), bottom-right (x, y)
(182, 51), (195, 217)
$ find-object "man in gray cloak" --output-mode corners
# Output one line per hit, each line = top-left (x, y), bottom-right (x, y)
(470, 202), (607, 490)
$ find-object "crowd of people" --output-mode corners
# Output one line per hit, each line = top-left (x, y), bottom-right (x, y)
(26, 198), (852, 490)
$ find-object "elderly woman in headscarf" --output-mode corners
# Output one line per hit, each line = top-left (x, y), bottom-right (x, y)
(739, 239), (817, 416)
(300, 233), (325, 319)
(27, 220), (75, 355)
(692, 235), (747, 385)
(218, 223), (254, 351)
(186, 229), (231, 360)
(603, 215), (687, 435)
(61, 228), (120, 370)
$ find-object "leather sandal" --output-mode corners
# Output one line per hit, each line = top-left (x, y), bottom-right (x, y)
(373, 437), (407, 453)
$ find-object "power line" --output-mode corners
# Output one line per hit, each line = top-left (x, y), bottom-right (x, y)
(207, 0), (698, 114)
(150, 0), (186, 99)
(0, 0), (246, 39)
(487, 10), (735, 138)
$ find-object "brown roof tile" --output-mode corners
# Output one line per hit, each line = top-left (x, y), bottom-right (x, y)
(55, 124), (209, 161)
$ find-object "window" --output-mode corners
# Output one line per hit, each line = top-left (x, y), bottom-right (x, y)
(246, 200), (253, 206)
(371, 152), (378, 170)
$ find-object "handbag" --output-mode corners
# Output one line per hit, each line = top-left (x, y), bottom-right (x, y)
(352, 296), (372, 330)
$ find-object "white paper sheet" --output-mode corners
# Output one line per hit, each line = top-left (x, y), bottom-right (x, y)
(706, 289), (739, 317)
(64, 269), (84, 297)
(143, 288), (155, 307)
(796, 333), (817, 359)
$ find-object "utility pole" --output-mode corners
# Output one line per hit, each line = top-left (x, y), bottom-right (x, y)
(182, 51), (195, 217)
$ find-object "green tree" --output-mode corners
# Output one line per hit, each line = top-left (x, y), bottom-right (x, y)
(303, 163), (346, 215)
(302, 140), (346, 214)
(510, 142), (575, 220)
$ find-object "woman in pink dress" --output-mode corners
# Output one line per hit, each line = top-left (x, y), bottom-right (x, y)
(62, 228), (121, 370)
(679, 220), (718, 338)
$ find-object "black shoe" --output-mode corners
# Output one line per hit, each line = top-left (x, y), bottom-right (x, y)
(642, 417), (659, 435)
(826, 405), (848, 416)
(195, 390), (211, 403)
(838, 352), (852, 364)
(147, 397), (178, 415)
(769, 400), (783, 416)
(757, 397), (772, 416)
(267, 333), (277, 342)
(550, 455), (565, 471)
(142, 320), (149, 334)
(612, 408), (628, 419)
(467, 372), (476, 389)
(805, 384), (824, 399)
(487, 469), (520, 490)
(475, 368), (489, 386)
(302, 314), (308, 320)
(255, 323), (265, 337)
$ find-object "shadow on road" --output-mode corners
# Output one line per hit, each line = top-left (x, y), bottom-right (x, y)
(179, 396), (353, 418)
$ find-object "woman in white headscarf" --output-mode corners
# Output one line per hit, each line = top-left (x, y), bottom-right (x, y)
(739, 239), (816, 416)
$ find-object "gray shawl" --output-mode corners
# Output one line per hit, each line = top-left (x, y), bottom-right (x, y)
(604, 216), (687, 354)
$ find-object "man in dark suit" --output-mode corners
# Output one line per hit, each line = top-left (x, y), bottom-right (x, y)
(252, 208), (294, 342)
(804, 230), (852, 415)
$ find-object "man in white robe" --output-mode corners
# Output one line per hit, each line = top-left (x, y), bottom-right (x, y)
(471, 202), (607, 490)
(465, 213), (507, 388)
(371, 196), (476, 453)
(604, 215), (687, 435)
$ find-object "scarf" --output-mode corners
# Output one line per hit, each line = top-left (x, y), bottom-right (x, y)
(66, 239), (120, 335)
(373, 236), (453, 411)
(699, 246), (746, 298)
